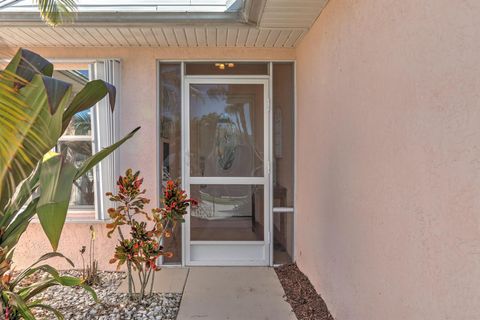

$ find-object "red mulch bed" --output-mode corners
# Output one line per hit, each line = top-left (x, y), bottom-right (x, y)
(275, 263), (334, 320)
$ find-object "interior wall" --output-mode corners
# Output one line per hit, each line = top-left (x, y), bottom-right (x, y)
(0, 46), (295, 271)
(295, 0), (480, 319)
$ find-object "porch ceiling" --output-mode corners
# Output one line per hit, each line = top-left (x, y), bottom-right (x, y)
(0, 0), (329, 48)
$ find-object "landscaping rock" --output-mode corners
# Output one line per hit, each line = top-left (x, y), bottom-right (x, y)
(32, 271), (182, 320)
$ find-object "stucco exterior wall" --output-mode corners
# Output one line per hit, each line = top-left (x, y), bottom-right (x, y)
(295, 0), (480, 319)
(4, 46), (295, 271)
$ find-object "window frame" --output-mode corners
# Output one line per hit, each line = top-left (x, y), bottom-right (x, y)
(49, 59), (121, 222)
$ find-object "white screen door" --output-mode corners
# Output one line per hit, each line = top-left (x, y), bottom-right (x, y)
(184, 77), (270, 266)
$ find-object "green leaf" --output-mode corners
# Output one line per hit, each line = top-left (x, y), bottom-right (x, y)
(28, 302), (65, 320)
(62, 79), (116, 131)
(75, 126), (141, 180)
(4, 291), (36, 320)
(42, 76), (72, 115)
(5, 48), (54, 83)
(80, 283), (98, 302)
(1, 198), (39, 254)
(36, 153), (77, 251)
(18, 278), (57, 300)
(2, 164), (41, 224)
(0, 74), (71, 211)
(12, 252), (74, 287)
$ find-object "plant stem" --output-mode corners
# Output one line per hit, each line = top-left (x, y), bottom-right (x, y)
(149, 269), (155, 296)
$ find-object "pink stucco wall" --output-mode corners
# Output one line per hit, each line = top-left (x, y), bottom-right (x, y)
(3, 47), (295, 271)
(295, 0), (480, 319)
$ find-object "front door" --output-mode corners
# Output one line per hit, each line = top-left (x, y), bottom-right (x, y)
(184, 77), (270, 266)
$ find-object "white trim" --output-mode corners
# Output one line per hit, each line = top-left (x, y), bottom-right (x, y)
(181, 61), (186, 267)
(185, 75), (270, 80)
(273, 207), (294, 213)
(191, 241), (265, 245)
(292, 61), (297, 262)
(156, 60), (164, 266)
(184, 76), (270, 266)
(188, 177), (266, 185)
(268, 61), (274, 265)
(58, 136), (93, 142)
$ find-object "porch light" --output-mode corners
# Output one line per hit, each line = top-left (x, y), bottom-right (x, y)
(215, 62), (235, 70)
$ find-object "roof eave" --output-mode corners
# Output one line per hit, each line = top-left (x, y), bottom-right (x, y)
(0, 11), (246, 26)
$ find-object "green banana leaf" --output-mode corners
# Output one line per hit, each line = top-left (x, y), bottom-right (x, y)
(4, 48), (53, 87)
(62, 79), (116, 132)
(1, 198), (39, 254)
(75, 126), (140, 179)
(36, 153), (77, 251)
(37, 126), (140, 251)
(0, 74), (71, 210)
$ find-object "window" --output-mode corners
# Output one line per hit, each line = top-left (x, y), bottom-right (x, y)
(272, 62), (295, 264)
(53, 60), (120, 221)
(53, 68), (96, 219)
(159, 62), (182, 263)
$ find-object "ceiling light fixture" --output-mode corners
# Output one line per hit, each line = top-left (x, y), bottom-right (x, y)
(215, 62), (235, 70)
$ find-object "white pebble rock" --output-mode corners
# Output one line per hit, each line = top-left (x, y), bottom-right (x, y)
(31, 271), (182, 320)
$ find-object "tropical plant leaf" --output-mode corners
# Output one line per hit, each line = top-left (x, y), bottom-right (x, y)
(1, 164), (40, 224)
(1, 198), (39, 253)
(62, 79), (116, 131)
(36, 0), (77, 26)
(36, 153), (77, 251)
(80, 283), (98, 302)
(3, 291), (36, 320)
(11, 252), (74, 288)
(75, 126), (141, 179)
(4, 48), (53, 84)
(28, 302), (65, 320)
(0, 73), (71, 211)
(18, 265), (97, 302)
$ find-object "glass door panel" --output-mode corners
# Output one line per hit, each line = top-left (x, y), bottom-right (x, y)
(190, 184), (264, 241)
(189, 84), (264, 177)
(185, 78), (269, 266)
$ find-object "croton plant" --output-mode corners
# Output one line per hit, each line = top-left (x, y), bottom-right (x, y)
(106, 169), (196, 300)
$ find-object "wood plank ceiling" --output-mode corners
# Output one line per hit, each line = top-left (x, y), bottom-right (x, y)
(0, 0), (329, 48)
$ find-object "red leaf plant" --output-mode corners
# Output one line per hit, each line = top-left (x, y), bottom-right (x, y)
(106, 169), (196, 300)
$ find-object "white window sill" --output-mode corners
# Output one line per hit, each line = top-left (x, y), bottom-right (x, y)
(30, 213), (110, 224)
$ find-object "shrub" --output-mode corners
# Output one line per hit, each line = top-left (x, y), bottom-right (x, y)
(106, 169), (196, 300)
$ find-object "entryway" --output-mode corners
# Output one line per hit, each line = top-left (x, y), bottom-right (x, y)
(158, 61), (295, 267)
(183, 77), (270, 266)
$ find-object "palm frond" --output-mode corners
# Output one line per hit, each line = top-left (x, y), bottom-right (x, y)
(36, 0), (77, 26)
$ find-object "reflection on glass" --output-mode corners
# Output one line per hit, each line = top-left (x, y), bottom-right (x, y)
(273, 63), (295, 207)
(190, 185), (264, 241)
(53, 70), (91, 136)
(189, 84), (264, 177)
(57, 141), (94, 207)
(273, 212), (294, 264)
(53, 68), (95, 210)
(159, 63), (182, 263)
(63, 110), (92, 135)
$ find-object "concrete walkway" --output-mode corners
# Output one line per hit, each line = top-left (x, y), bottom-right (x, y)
(176, 267), (297, 320)
(118, 267), (296, 320)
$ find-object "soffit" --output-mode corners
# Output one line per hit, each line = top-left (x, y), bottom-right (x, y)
(0, 0), (329, 48)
